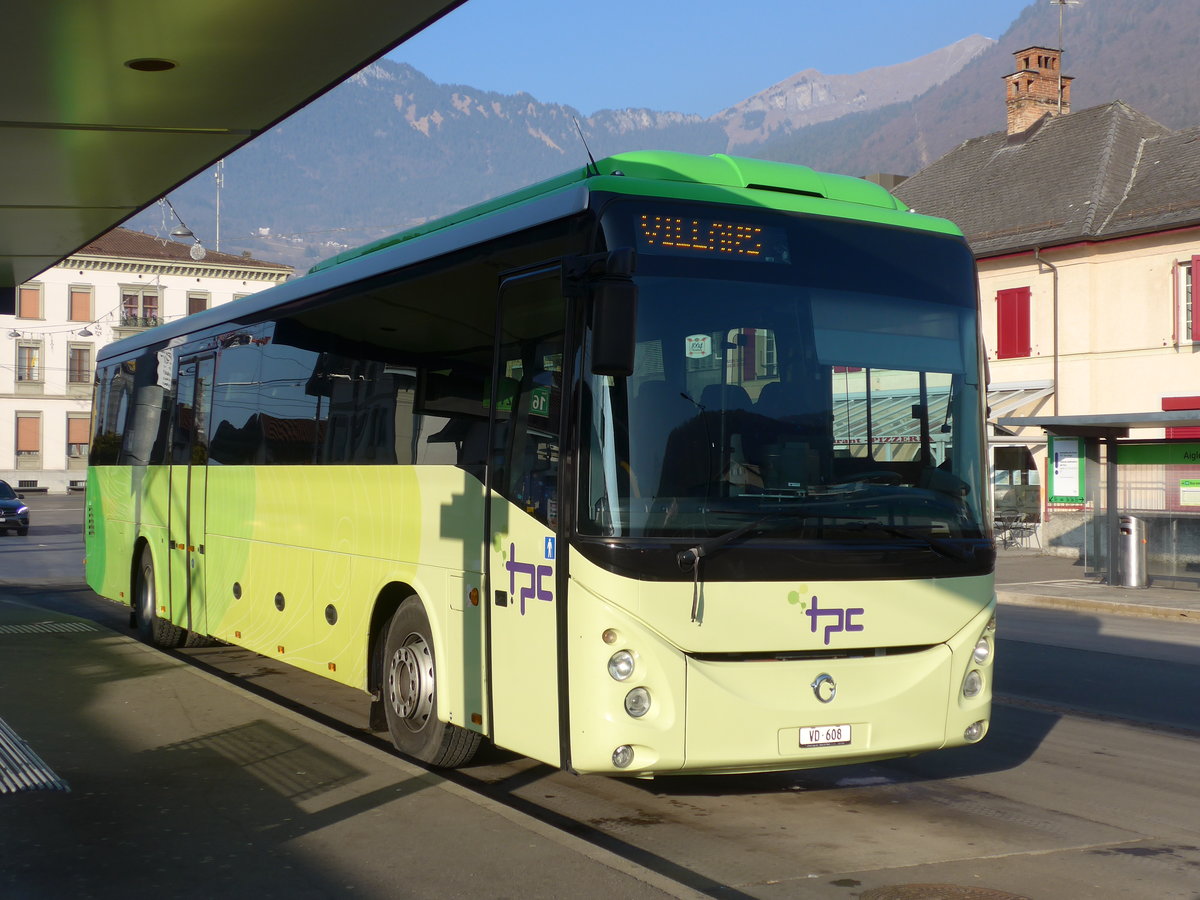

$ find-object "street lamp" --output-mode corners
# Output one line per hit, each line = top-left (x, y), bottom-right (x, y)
(165, 198), (207, 260)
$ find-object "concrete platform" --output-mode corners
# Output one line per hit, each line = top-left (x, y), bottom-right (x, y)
(0, 592), (690, 899)
(996, 547), (1200, 624)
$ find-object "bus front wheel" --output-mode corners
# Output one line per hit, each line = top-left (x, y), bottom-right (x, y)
(382, 598), (481, 768)
(135, 546), (185, 649)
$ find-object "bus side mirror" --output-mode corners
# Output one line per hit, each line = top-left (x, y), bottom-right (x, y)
(590, 278), (638, 376)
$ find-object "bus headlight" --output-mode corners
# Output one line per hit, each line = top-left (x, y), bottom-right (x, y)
(624, 687), (651, 718)
(612, 745), (634, 768)
(964, 720), (986, 742)
(607, 650), (635, 681)
(962, 669), (983, 698)
(973, 637), (992, 665)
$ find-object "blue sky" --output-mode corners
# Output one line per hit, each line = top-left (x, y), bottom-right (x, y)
(392, 0), (1035, 117)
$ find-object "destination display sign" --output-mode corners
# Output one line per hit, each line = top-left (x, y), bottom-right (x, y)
(636, 213), (788, 262)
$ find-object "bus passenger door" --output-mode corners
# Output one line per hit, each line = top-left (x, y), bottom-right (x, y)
(487, 272), (566, 767)
(168, 354), (214, 637)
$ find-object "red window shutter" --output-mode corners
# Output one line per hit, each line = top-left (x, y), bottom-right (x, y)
(69, 289), (91, 322)
(16, 416), (41, 452)
(996, 287), (1031, 359)
(67, 417), (91, 445)
(1191, 256), (1200, 343)
(17, 287), (39, 319)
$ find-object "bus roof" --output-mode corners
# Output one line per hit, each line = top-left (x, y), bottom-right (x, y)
(309, 151), (960, 275)
(98, 151), (963, 363)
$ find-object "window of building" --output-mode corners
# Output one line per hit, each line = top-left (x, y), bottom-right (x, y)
(17, 284), (42, 319)
(996, 287), (1031, 359)
(16, 341), (42, 382)
(121, 286), (161, 327)
(16, 413), (41, 467)
(68, 344), (93, 384)
(1181, 256), (1198, 343)
(187, 291), (210, 315)
(69, 286), (93, 322)
(67, 414), (91, 459)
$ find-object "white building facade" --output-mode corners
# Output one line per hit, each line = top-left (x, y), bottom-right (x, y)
(3, 228), (291, 493)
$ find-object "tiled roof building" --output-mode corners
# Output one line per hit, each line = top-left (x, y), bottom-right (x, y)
(3, 228), (291, 493)
(895, 101), (1196, 257)
(890, 46), (1200, 561)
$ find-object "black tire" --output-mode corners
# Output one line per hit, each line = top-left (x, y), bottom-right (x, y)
(135, 545), (185, 648)
(182, 629), (216, 648)
(382, 597), (481, 767)
(16, 527), (28, 537)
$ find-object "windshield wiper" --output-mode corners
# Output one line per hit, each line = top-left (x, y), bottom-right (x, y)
(676, 515), (801, 623)
(675, 512), (823, 570)
(839, 521), (975, 561)
(676, 513), (972, 575)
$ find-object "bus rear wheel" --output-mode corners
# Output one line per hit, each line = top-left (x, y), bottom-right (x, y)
(382, 598), (481, 768)
(135, 546), (185, 649)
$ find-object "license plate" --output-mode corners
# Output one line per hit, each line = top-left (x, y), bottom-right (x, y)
(800, 724), (852, 747)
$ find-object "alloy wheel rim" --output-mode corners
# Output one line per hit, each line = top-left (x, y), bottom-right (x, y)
(388, 632), (433, 732)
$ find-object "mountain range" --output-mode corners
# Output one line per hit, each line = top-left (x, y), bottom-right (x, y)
(126, 0), (1200, 271)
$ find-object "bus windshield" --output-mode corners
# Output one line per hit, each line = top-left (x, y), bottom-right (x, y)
(581, 203), (986, 545)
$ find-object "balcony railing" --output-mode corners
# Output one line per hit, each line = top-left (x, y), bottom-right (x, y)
(120, 314), (160, 329)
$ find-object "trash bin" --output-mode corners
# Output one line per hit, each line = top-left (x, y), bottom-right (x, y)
(1118, 515), (1148, 588)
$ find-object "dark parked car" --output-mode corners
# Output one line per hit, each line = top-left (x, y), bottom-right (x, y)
(0, 481), (30, 536)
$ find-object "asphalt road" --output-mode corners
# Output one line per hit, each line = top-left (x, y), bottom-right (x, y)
(4, 495), (1200, 899)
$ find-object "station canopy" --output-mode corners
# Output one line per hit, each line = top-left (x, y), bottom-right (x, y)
(998, 410), (1200, 439)
(0, 0), (464, 311)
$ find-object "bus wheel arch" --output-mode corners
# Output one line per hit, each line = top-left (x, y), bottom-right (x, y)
(366, 582), (413, 707)
(375, 589), (482, 768)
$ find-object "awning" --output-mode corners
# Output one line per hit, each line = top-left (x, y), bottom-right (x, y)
(997, 410), (1200, 439)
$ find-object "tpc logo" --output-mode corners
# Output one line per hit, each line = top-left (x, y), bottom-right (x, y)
(803, 596), (864, 646)
(505, 542), (553, 615)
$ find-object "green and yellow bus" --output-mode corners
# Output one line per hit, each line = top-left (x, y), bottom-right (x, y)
(86, 151), (995, 776)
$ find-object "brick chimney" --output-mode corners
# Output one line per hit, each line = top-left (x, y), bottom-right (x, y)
(1004, 46), (1072, 134)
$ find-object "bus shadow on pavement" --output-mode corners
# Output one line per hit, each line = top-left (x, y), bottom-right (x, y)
(157, 718), (368, 802)
(0, 609), (447, 898)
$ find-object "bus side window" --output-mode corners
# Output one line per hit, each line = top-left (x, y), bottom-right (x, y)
(257, 334), (322, 464)
(210, 330), (264, 466)
(111, 350), (171, 467)
(90, 363), (128, 465)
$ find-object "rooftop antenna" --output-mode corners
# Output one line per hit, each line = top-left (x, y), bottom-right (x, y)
(572, 117), (600, 177)
(1050, 0), (1080, 114)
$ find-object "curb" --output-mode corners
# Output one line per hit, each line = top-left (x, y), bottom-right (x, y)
(997, 589), (1200, 624)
